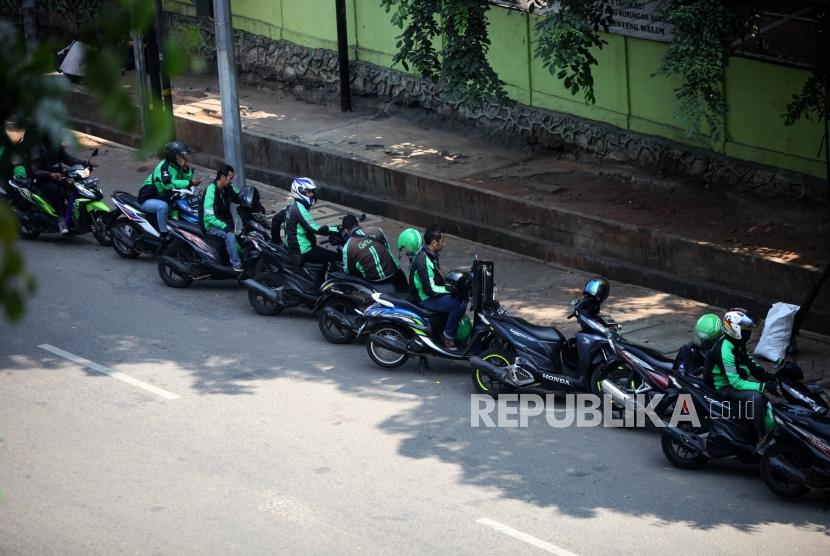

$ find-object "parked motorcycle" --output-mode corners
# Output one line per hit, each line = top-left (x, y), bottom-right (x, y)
(156, 186), (268, 288)
(110, 186), (201, 258)
(363, 259), (500, 369)
(469, 288), (631, 397)
(661, 362), (828, 471)
(0, 149), (112, 245)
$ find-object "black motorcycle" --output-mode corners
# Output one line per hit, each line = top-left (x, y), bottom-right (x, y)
(469, 293), (633, 397)
(362, 259), (500, 369)
(661, 362), (829, 471)
(156, 186), (268, 288)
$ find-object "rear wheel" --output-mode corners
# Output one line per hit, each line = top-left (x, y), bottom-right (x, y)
(111, 218), (140, 258)
(366, 325), (409, 368)
(18, 216), (39, 239)
(661, 423), (709, 469)
(472, 348), (513, 397)
(248, 271), (284, 316)
(760, 441), (810, 498)
(91, 212), (113, 246)
(158, 243), (194, 288)
(317, 299), (358, 344)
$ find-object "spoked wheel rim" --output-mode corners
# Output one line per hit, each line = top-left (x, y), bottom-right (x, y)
(370, 327), (407, 366)
(250, 272), (283, 314)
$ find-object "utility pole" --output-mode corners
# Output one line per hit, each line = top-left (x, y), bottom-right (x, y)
(154, 0), (174, 115)
(22, 0), (37, 51)
(213, 0), (245, 188)
(335, 0), (352, 112)
(131, 32), (150, 135)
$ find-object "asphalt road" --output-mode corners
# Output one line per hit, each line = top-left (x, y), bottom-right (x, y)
(1, 140), (829, 555)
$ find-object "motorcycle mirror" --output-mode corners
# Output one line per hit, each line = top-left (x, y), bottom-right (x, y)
(570, 298), (579, 306)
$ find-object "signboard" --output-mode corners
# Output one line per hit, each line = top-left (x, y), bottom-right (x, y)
(608, 0), (674, 42)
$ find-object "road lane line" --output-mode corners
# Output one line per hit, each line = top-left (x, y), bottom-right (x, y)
(38, 344), (180, 400)
(476, 518), (578, 556)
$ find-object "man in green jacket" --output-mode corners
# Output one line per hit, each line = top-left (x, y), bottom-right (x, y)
(340, 214), (407, 292)
(138, 140), (201, 236)
(202, 164), (243, 272)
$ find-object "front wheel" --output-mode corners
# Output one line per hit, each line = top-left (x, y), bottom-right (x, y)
(760, 441), (810, 498)
(248, 271), (284, 316)
(366, 325), (410, 369)
(317, 299), (358, 344)
(472, 348), (513, 398)
(661, 424), (708, 470)
(91, 212), (113, 246)
(158, 242), (194, 288)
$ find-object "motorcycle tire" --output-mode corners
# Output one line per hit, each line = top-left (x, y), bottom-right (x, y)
(366, 325), (409, 369)
(317, 299), (358, 344)
(91, 212), (113, 247)
(157, 243), (194, 288)
(248, 271), (284, 316)
(760, 441), (810, 498)
(18, 218), (40, 240)
(661, 424), (709, 470)
(111, 218), (140, 259)
(471, 348), (513, 398)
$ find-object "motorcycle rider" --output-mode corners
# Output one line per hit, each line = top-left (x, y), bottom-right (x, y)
(138, 140), (202, 239)
(409, 224), (466, 352)
(672, 313), (722, 374)
(284, 177), (339, 267)
(397, 227), (422, 261)
(340, 215), (408, 292)
(30, 136), (86, 234)
(706, 308), (777, 447)
(202, 164), (243, 273)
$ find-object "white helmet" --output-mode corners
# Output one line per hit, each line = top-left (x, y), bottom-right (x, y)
(290, 177), (318, 206)
(722, 308), (757, 341)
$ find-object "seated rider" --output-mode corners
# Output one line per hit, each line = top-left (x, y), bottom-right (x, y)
(284, 177), (338, 268)
(138, 140), (202, 240)
(705, 308), (778, 448)
(202, 164), (244, 273)
(409, 224), (467, 352)
(340, 215), (408, 293)
(30, 136), (86, 234)
(672, 313), (722, 375)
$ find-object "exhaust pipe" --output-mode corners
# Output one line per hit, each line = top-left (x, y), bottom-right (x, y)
(663, 425), (705, 453)
(113, 226), (136, 249)
(601, 379), (668, 426)
(470, 356), (509, 384)
(767, 455), (807, 486)
(159, 256), (192, 276)
(243, 279), (280, 302)
(322, 306), (357, 331)
(369, 332), (408, 355)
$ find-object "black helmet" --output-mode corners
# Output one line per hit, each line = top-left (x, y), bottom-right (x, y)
(583, 277), (609, 303)
(164, 140), (190, 164)
(239, 185), (259, 208)
(445, 269), (472, 296)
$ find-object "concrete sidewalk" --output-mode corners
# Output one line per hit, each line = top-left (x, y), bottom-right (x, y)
(65, 72), (830, 336)
(72, 132), (830, 388)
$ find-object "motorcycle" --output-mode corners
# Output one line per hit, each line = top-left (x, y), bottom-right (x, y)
(0, 148), (112, 245)
(110, 186), (201, 258)
(362, 259), (500, 369)
(660, 362), (829, 472)
(468, 291), (652, 397)
(156, 186), (268, 288)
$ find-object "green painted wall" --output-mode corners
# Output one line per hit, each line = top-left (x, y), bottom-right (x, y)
(165, 0), (826, 179)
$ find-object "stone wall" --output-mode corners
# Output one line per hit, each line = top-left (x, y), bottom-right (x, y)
(169, 12), (826, 202)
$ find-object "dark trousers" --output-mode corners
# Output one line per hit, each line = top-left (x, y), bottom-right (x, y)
(375, 269), (409, 294)
(37, 179), (67, 218)
(301, 246), (339, 269)
(720, 387), (768, 438)
(419, 294), (467, 340)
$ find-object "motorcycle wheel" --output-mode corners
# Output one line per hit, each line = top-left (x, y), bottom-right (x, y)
(18, 216), (39, 240)
(317, 299), (358, 344)
(760, 441), (810, 498)
(472, 348), (512, 398)
(366, 325), (409, 368)
(91, 212), (113, 246)
(111, 218), (140, 258)
(661, 423), (708, 469)
(157, 243), (194, 288)
(248, 271), (284, 316)
(591, 360), (645, 427)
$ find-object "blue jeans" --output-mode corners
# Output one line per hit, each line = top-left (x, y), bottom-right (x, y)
(140, 199), (169, 233)
(419, 294), (467, 340)
(208, 227), (241, 267)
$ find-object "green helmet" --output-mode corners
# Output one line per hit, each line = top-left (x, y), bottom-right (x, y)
(694, 313), (722, 345)
(455, 314), (473, 344)
(397, 227), (421, 255)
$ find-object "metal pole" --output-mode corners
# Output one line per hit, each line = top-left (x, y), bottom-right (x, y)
(145, 24), (163, 103)
(154, 0), (174, 115)
(213, 0), (245, 189)
(22, 0), (37, 51)
(131, 32), (150, 135)
(335, 0), (352, 112)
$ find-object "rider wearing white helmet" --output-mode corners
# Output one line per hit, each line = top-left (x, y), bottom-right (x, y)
(284, 177), (339, 266)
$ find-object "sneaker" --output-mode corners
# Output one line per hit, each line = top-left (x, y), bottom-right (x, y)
(233, 264), (244, 273)
(441, 335), (458, 352)
(58, 219), (69, 235)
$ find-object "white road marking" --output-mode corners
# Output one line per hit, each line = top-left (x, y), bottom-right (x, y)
(476, 518), (578, 556)
(38, 344), (180, 400)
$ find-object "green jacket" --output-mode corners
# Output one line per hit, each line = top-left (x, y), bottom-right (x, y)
(409, 247), (448, 302)
(142, 159), (194, 201)
(709, 336), (768, 392)
(202, 182), (240, 231)
(0, 146), (27, 179)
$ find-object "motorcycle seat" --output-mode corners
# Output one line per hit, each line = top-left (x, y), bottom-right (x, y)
(497, 315), (565, 343)
(376, 294), (444, 318)
(112, 191), (145, 212)
(328, 272), (398, 294)
(625, 344), (675, 372)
